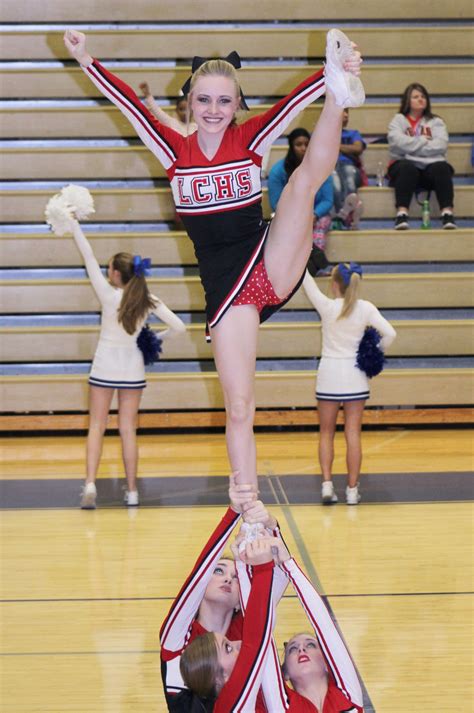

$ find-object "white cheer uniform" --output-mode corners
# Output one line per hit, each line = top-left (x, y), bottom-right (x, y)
(303, 272), (396, 401)
(72, 223), (184, 389)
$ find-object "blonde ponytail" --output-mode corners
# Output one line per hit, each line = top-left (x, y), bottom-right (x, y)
(332, 263), (362, 319)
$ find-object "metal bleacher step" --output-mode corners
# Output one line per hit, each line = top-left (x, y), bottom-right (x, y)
(1, 101), (471, 139)
(3, 24), (473, 61)
(2, 140), (472, 180)
(3, 0), (472, 23)
(1, 310), (472, 362)
(1, 358), (472, 413)
(1, 182), (473, 223)
(2, 61), (472, 99)
(2, 226), (473, 267)
(1, 265), (473, 314)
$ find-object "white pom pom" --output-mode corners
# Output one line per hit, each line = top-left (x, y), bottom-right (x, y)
(45, 194), (75, 236)
(60, 184), (95, 220)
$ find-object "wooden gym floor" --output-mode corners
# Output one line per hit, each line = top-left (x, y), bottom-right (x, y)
(1, 428), (473, 712)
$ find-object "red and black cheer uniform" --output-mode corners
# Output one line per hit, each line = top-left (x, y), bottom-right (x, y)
(82, 60), (325, 340)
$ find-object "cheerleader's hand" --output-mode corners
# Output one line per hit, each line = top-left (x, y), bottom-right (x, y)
(242, 499), (278, 531)
(63, 29), (93, 67)
(240, 535), (275, 566)
(268, 537), (291, 565)
(230, 529), (246, 560)
(343, 43), (362, 77)
(139, 81), (151, 98)
(229, 472), (257, 514)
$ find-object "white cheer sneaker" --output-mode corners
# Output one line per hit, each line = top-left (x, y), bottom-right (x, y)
(346, 485), (361, 505)
(325, 29), (365, 108)
(80, 482), (97, 510)
(124, 490), (139, 507)
(321, 480), (338, 505)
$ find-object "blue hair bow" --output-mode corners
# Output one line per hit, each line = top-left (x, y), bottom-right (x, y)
(338, 261), (363, 287)
(133, 255), (151, 278)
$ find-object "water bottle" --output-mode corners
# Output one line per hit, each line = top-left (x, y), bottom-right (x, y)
(376, 161), (385, 187)
(421, 199), (431, 229)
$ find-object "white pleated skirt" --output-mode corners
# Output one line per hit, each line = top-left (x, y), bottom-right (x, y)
(316, 356), (369, 402)
(89, 341), (146, 389)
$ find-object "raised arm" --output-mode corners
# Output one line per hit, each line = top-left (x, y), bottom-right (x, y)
(159, 507), (241, 657)
(281, 557), (363, 708)
(149, 298), (186, 341)
(139, 81), (190, 136)
(366, 303), (397, 351)
(240, 68), (325, 160)
(215, 545), (275, 713)
(63, 30), (182, 171)
(235, 533), (292, 713)
(70, 220), (112, 305)
(302, 270), (332, 314)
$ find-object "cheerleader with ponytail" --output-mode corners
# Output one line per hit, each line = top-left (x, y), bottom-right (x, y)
(45, 186), (185, 509)
(303, 263), (396, 505)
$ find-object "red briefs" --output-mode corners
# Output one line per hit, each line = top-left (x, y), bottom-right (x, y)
(233, 258), (286, 312)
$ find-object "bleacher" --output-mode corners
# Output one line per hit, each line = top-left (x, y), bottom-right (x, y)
(1, 0), (473, 427)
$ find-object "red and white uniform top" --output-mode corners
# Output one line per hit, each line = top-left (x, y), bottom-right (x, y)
(82, 60), (325, 334)
(159, 507), (242, 704)
(237, 556), (364, 713)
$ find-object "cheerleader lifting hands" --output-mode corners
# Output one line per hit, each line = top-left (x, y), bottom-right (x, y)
(236, 530), (364, 712)
(63, 29), (364, 492)
(159, 478), (288, 712)
(45, 187), (185, 509)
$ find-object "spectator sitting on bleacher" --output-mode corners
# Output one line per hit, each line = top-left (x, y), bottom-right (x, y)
(268, 128), (334, 275)
(387, 83), (457, 230)
(332, 108), (366, 230)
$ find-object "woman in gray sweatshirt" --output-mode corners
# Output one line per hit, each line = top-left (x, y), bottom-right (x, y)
(387, 82), (456, 230)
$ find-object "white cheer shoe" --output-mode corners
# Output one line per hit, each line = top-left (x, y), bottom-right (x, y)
(325, 29), (365, 108)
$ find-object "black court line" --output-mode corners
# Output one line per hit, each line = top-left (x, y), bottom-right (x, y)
(1, 471), (473, 509)
(2, 591), (472, 604)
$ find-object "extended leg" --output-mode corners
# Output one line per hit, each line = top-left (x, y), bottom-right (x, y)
(264, 91), (344, 297)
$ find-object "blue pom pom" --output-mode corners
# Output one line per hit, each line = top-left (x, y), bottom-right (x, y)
(356, 327), (386, 378)
(137, 325), (162, 365)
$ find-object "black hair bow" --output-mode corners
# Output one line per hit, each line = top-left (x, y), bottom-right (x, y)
(181, 50), (249, 110)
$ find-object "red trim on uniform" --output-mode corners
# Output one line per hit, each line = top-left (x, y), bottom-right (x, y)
(247, 70), (325, 154)
(160, 508), (239, 648)
(282, 561), (350, 701)
(208, 224), (269, 329)
(87, 62), (176, 165)
(250, 75), (325, 153)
